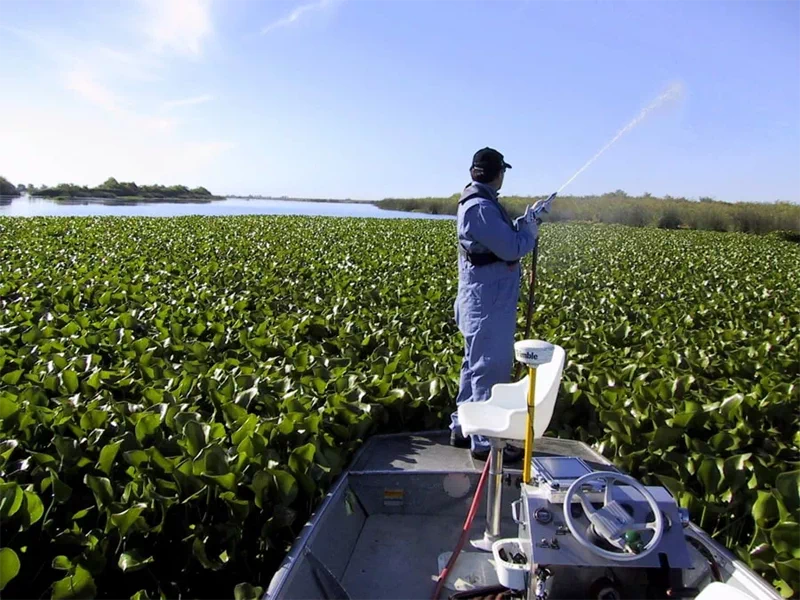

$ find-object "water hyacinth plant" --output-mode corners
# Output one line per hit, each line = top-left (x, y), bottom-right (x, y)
(0, 216), (797, 598)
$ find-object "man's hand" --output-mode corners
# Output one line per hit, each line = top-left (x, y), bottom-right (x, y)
(515, 207), (539, 238)
(524, 215), (539, 239)
(523, 204), (537, 224)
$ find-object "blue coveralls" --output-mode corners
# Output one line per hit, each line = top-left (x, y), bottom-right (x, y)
(451, 181), (537, 452)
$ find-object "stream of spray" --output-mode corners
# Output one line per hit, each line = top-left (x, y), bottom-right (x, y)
(556, 82), (685, 194)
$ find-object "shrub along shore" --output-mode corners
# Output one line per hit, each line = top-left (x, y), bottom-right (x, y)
(377, 192), (800, 235)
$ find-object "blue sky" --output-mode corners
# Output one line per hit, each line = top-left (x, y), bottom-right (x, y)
(1, 0), (798, 202)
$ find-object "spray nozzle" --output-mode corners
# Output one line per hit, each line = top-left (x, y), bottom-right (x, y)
(532, 192), (558, 220)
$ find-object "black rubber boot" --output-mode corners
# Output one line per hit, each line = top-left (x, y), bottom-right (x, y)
(450, 427), (470, 449)
(502, 445), (523, 463)
(470, 446), (490, 461)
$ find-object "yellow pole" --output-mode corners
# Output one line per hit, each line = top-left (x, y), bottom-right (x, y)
(522, 366), (537, 484)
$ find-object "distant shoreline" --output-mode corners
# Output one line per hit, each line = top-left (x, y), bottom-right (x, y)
(25, 195), (223, 204)
(4, 194), (382, 205)
(7, 194), (395, 205)
(226, 196), (374, 204)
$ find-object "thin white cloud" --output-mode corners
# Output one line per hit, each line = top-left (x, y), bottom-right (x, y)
(140, 0), (213, 57)
(65, 70), (124, 114)
(64, 70), (177, 132)
(2, 27), (165, 83)
(92, 44), (164, 82)
(162, 94), (214, 111)
(261, 0), (337, 35)
(183, 141), (236, 163)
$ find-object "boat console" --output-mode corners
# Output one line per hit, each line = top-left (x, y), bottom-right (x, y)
(520, 457), (691, 568)
(492, 455), (694, 599)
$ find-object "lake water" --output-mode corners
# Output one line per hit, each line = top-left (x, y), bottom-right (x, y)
(0, 196), (453, 219)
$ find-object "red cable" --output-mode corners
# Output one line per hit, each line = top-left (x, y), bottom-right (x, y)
(432, 457), (493, 600)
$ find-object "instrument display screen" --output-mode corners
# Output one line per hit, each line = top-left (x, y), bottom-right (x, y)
(533, 457), (593, 483)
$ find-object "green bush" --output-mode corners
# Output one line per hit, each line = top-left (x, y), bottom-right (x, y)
(0, 176), (21, 197)
(34, 179), (218, 201)
(378, 193), (800, 235)
(658, 209), (682, 229)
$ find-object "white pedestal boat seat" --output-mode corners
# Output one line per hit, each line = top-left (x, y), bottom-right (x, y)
(457, 344), (566, 444)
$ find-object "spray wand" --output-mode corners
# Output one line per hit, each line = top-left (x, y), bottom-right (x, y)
(514, 192), (556, 379)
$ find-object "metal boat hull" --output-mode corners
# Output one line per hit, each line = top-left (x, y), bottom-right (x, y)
(264, 431), (780, 600)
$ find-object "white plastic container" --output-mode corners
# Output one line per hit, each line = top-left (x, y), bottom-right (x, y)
(491, 538), (528, 590)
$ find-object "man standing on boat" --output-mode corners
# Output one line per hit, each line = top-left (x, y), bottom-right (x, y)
(450, 147), (539, 460)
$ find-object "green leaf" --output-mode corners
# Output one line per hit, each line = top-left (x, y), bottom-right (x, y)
(191, 537), (223, 571)
(183, 420), (209, 457)
(84, 474), (114, 510)
(194, 444), (229, 476)
(51, 565), (96, 599)
(98, 441), (122, 476)
(0, 395), (19, 419)
(720, 393), (744, 418)
(0, 483), (24, 518)
(288, 443), (315, 474)
(271, 469), (298, 505)
(62, 370), (79, 394)
(51, 555), (73, 571)
(29, 451), (57, 467)
(752, 490), (781, 528)
(709, 431), (738, 452)
(132, 338), (150, 355)
(776, 557), (800, 576)
(1, 370), (23, 386)
(135, 413), (162, 443)
(251, 470), (272, 509)
(54, 436), (79, 464)
(123, 449), (150, 469)
(775, 470), (800, 513)
(48, 470), (73, 504)
(771, 522), (800, 558)
(71, 506), (94, 520)
(24, 490), (44, 525)
(774, 578), (795, 599)
(234, 583), (264, 600)
(206, 473), (236, 491)
(110, 503), (146, 536)
(118, 550), (154, 573)
(697, 459), (722, 496)
(79, 409), (107, 431)
(0, 547), (21, 591)
(651, 426), (683, 449)
(312, 377), (327, 395)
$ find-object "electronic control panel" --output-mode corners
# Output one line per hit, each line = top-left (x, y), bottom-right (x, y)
(516, 457), (692, 569)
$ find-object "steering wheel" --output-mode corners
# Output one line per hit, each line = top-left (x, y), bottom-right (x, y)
(562, 471), (665, 562)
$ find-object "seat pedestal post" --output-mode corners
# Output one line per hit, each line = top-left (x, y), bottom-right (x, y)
(471, 440), (505, 551)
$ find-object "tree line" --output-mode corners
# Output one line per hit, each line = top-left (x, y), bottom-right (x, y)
(0, 176), (217, 200)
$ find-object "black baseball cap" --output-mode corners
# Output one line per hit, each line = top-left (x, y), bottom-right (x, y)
(471, 147), (512, 178)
